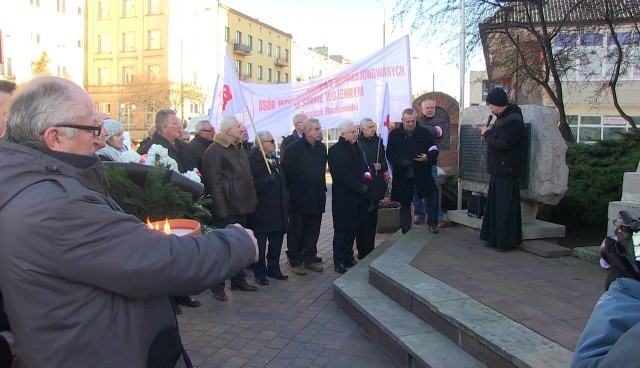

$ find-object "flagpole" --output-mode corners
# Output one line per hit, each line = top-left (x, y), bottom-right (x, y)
(243, 106), (272, 175)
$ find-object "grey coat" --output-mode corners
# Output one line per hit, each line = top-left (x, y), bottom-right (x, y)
(0, 140), (256, 368)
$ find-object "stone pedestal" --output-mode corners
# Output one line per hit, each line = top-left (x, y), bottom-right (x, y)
(377, 207), (401, 233)
(447, 209), (565, 239)
(608, 170), (640, 234)
(521, 201), (539, 224)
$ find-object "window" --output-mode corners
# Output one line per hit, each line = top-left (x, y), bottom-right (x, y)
(123, 0), (135, 17)
(257, 66), (263, 80)
(267, 68), (272, 82)
(6, 58), (12, 77)
(57, 65), (68, 77)
(267, 43), (272, 56)
(148, 0), (161, 14)
(147, 64), (160, 80)
(554, 33), (577, 47)
(96, 102), (111, 114)
(29, 0), (40, 6)
(257, 39), (263, 53)
(285, 73), (289, 83)
(98, 35), (110, 53)
(235, 31), (242, 44)
(276, 46), (281, 59)
(224, 27), (229, 42)
(247, 35), (253, 49)
(581, 33), (604, 47)
(276, 71), (281, 83)
(57, 0), (66, 13)
(31, 33), (41, 44)
(246, 63), (252, 78)
(285, 49), (289, 61)
(98, 1), (109, 19)
(122, 32), (135, 52)
(122, 66), (134, 84)
(77, 39), (82, 48)
(148, 30), (161, 50)
(98, 68), (110, 85)
(235, 60), (241, 78)
(608, 32), (633, 46)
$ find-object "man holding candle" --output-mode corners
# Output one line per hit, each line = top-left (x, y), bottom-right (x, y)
(0, 76), (258, 368)
(202, 115), (259, 301)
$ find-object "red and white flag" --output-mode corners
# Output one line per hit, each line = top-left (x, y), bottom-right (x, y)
(209, 51), (248, 123)
(378, 82), (392, 177)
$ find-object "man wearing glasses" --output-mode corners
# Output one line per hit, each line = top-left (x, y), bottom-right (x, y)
(188, 119), (215, 172)
(0, 76), (259, 367)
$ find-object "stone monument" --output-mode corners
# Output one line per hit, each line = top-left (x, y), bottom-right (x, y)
(448, 105), (569, 240)
(607, 161), (640, 235)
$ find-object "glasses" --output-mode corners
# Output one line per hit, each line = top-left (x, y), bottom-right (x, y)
(201, 129), (214, 133)
(51, 123), (103, 137)
(262, 139), (275, 144)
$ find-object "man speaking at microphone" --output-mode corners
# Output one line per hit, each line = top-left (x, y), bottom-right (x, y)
(480, 87), (526, 252)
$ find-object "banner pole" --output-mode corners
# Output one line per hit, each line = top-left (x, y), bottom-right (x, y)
(244, 105), (272, 175)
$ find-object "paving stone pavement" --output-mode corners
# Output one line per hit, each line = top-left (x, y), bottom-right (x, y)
(177, 198), (401, 368)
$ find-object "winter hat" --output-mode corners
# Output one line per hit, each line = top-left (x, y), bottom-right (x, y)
(103, 119), (124, 142)
(486, 87), (509, 107)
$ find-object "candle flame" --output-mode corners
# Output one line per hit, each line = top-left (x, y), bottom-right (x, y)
(146, 218), (153, 229)
(163, 218), (171, 235)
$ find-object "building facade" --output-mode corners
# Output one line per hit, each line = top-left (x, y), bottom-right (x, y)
(0, 0), (84, 85)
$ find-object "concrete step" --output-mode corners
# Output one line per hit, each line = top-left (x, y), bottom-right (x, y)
(334, 232), (485, 368)
(368, 227), (572, 368)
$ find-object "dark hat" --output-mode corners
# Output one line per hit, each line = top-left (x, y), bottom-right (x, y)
(486, 88), (508, 107)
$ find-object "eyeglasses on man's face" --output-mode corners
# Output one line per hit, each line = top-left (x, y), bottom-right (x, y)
(201, 129), (214, 133)
(262, 139), (275, 144)
(55, 123), (104, 137)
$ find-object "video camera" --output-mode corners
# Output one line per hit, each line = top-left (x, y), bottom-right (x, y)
(601, 210), (640, 290)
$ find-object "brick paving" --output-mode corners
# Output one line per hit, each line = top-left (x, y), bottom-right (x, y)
(410, 225), (605, 351)
(177, 196), (400, 368)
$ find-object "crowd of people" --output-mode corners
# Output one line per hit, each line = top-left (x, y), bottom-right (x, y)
(0, 75), (456, 367)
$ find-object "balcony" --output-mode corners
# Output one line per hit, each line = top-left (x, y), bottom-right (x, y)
(233, 43), (252, 55)
(275, 57), (289, 67)
(242, 74), (252, 81)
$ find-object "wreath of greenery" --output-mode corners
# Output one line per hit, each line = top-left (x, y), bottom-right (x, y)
(105, 165), (212, 226)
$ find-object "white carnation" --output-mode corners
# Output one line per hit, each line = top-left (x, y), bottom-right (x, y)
(181, 169), (202, 184)
(159, 156), (179, 171)
(147, 144), (169, 158)
(120, 151), (142, 163)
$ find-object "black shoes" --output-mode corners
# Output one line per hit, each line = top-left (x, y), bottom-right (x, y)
(267, 272), (289, 280)
(255, 278), (269, 286)
(176, 296), (201, 308)
(173, 305), (182, 315)
(429, 224), (439, 234)
(230, 282), (258, 291)
(334, 264), (347, 274)
(344, 259), (358, 269)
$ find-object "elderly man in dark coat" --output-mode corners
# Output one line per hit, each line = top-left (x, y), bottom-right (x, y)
(387, 108), (439, 234)
(138, 109), (196, 173)
(248, 131), (290, 285)
(281, 118), (327, 275)
(328, 120), (372, 274)
(356, 118), (387, 260)
(188, 119), (215, 172)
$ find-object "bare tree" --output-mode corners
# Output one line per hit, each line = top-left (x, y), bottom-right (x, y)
(169, 83), (208, 118)
(392, 0), (639, 142)
(123, 74), (170, 126)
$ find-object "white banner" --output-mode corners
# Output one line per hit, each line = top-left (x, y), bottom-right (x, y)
(209, 35), (412, 139)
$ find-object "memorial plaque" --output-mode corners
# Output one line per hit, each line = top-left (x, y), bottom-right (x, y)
(459, 125), (489, 184)
(459, 124), (531, 189)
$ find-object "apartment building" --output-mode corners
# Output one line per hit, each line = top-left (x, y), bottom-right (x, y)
(0, 0), (84, 85)
(86, 0), (291, 140)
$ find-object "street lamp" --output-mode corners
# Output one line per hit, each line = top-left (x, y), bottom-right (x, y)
(375, 0), (386, 47)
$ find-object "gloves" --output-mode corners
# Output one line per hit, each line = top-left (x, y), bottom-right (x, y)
(265, 173), (277, 186)
(401, 160), (413, 169)
(361, 184), (370, 194)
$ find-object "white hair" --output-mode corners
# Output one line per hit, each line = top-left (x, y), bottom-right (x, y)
(218, 115), (239, 134)
(337, 119), (355, 135)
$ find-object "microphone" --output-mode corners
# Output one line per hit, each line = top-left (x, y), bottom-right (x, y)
(486, 115), (493, 127)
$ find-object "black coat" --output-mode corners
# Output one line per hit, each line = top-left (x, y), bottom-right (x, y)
(187, 134), (212, 172)
(483, 104), (526, 178)
(386, 125), (439, 203)
(328, 137), (370, 230)
(357, 133), (387, 202)
(280, 130), (301, 158)
(419, 115), (449, 150)
(248, 149), (289, 234)
(138, 133), (196, 173)
(281, 137), (327, 215)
